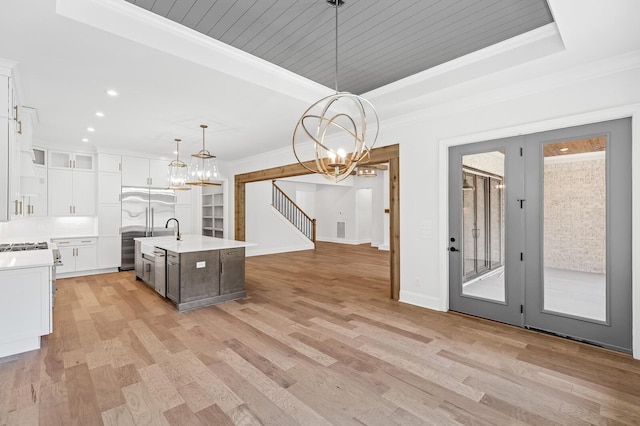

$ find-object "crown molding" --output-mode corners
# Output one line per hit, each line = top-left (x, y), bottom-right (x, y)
(380, 49), (640, 132)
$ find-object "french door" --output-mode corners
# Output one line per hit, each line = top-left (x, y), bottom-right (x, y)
(448, 118), (632, 352)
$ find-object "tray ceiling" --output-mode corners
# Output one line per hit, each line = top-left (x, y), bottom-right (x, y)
(125, 0), (554, 95)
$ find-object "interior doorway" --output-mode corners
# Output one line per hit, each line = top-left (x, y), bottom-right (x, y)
(448, 118), (632, 352)
(234, 144), (400, 299)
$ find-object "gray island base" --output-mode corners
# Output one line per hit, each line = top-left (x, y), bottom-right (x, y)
(134, 235), (255, 312)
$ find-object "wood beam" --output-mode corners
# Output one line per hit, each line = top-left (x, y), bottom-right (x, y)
(389, 156), (400, 300)
(234, 143), (400, 300)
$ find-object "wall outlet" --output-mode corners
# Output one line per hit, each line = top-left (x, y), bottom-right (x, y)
(196, 261), (206, 268)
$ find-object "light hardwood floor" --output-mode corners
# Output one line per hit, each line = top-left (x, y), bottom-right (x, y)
(1, 242), (639, 425)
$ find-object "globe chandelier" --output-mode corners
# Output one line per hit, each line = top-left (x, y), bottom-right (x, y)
(292, 0), (379, 183)
(167, 138), (191, 191)
(186, 124), (222, 186)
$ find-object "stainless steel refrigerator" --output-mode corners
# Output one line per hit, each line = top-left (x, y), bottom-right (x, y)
(120, 187), (176, 271)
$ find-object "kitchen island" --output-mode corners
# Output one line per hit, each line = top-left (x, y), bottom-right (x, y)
(134, 235), (255, 312)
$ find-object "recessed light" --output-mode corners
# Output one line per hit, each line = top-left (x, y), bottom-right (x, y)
(560, 147), (569, 152)
(87, 127), (95, 132)
(82, 138), (89, 142)
(173, 151), (178, 155)
(106, 89), (118, 97)
(95, 112), (105, 117)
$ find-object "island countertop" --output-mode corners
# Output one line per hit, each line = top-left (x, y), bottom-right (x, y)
(134, 234), (255, 254)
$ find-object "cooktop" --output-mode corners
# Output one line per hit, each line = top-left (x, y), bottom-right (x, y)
(0, 242), (49, 252)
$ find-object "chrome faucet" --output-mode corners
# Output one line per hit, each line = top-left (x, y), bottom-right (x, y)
(165, 218), (181, 241)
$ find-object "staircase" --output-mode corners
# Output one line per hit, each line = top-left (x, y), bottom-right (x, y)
(272, 180), (316, 247)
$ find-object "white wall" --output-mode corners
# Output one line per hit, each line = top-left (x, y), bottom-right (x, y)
(356, 188), (372, 244)
(245, 180), (313, 256)
(315, 185), (355, 243)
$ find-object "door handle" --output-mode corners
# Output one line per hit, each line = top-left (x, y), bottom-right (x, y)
(449, 247), (459, 252)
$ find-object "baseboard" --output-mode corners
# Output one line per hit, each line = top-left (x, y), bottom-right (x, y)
(399, 290), (447, 312)
(246, 244), (314, 257)
(316, 237), (365, 245)
(57, 267), (119, 279)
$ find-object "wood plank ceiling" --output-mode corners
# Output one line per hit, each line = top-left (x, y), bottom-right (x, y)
(125, 0), (553, 95)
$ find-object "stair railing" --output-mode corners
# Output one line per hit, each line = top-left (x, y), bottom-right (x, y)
(272, 180), (316, 246)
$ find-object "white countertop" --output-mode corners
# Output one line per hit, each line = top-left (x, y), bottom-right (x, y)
(0, 249), (54, 271)
(134, 235), (256, 254)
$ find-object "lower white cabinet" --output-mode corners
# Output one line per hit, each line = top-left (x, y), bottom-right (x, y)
(98, 236), (121, 269)
(52, 237), (97, 274)
(0, 266), (51, 357)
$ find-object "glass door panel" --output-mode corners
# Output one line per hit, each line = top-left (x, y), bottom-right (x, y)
(457, 151), (509, 304)
(524, 118), (631, 352)
(542, 138), (606, 322)
(449, 140), (522, 327)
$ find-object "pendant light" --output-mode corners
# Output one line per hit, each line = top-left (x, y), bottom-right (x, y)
(356, 166), (377, 177)
(292, 0), (379, 183)
(187, 124), (222, 186)
(167, 138), (191, 190)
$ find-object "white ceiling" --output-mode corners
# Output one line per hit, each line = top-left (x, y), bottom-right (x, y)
(0, 0), (638, 165)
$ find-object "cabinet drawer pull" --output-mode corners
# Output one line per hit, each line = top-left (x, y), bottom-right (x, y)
(81, 240), (92, 243)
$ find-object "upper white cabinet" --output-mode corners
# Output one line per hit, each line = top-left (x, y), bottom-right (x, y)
(4, 72), (22, 220)
(98, 172), (121, 204)
(98, 153), (121, 173)
(48, 169), (96, 216)
(47, 149), (96, 216)
(121, 156), (168, 188)
(23, 166), (47, 217)
(49, 150), (95, 171)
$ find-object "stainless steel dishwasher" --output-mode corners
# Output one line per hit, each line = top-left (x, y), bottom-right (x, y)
(153, 248), (167, 297)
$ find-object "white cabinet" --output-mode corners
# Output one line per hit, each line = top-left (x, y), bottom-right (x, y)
(98, 236), (121, 269)
(98, 153), (121, 173)
(99, 204), (121, 236)
(49, 150), (95, 170)
(52, 237), (97, 274)
(23, 166), (47, 216)
(0, 118), (9, 221)
(0, 266), (51, 357)
(99, 172), (121, 204)
(7, 92), (21, 220)
(149, 159), (168, 188)
(98, 158), (122, 269)
(121, 155), (168, 188)
(48, 169), (96, 216)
